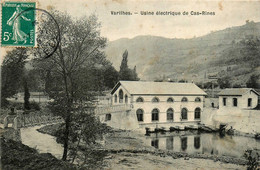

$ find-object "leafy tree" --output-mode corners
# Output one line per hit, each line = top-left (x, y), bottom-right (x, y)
(218, 76), (231, 89)
(33, 11), (107, 161)
(244, 149), (259, 170)
(1, 48), (28, 107)
(246, 74), (260, 89)
(102, 64), (119, 89)
(119, 50), (139, 81)
(23, 79), (30, 110)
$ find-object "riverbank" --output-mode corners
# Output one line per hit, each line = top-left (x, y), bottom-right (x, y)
(0, 127), (76, 170)
(37, 124), (249, 169)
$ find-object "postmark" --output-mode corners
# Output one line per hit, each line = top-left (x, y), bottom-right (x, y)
(1, 1), (36, 47)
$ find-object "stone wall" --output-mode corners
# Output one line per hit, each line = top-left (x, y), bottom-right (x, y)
(202, 107), (260, 134)
(99, 109), (139, 130)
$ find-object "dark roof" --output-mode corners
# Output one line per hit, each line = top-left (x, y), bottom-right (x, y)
(218, 88), (259, 96)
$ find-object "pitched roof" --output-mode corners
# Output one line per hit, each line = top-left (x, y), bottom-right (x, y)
(218, 88), (260, 96)
(111, 81), (207, 95)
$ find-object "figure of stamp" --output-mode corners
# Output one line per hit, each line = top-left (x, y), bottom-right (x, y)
(1, 1), (36, 47)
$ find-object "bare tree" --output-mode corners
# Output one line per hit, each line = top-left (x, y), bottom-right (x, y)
(33, 11), (107, 161)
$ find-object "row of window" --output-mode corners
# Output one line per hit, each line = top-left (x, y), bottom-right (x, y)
(222, 97), (252, 107)
(152, 136), (200, 150)
(114, 94), (202, 103)
(136, 97), (201, 103)
(136, 107), (201, 122)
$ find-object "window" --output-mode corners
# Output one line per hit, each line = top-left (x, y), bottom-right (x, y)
(195, 97), (201, 102)
(248, 98), (252, 107)
(119, 89), (123, 103)
(167, 108), (174, 121)
(181, 97), (188, 102)
(233, 98), (237, 107)
(194, 108), (201, 119)
(114, 95), (117, 103)
(181, 137), (188, 151)
(152, 97), (159, 103)
(125, 95), (128, 104)
(136, 97), (144, 103)
(152, 108), (159, 121)
(166, 137), (174, 150)
(194, 136), (200, 149)
(167, 97), (174, 103)
(136, 109), (144, 122)
(151, 139), (159, 149)
(223, 98), (226, 106)
(181, 108), (188, 120)
(105, 114), (111, 121)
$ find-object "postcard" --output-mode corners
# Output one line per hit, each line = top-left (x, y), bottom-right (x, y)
(1, 0), (260, 169)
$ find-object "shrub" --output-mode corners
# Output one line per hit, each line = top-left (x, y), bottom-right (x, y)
(30, 101), (41, 111)
(244, 149), (260, 170)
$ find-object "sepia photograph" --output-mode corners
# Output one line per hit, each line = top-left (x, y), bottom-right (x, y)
(1, 0), (260, 169)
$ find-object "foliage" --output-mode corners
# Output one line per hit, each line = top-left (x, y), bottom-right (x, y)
(244, 149), (260, 170)
(26, 68), (44, 92)
(217, 76), (231, 89)
(30, 101), (41, 111)
(1, 48), (28, 107)
(23, 79), (30, 110)
(246, 74), (260, 89)
(119, 50), (139, 81)
(32, 11), (109, 161)
(178, 79), (187, 83)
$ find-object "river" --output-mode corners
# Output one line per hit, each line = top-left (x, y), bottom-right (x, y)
(20, 125), (63, 159)
(144, 131), (260, 158)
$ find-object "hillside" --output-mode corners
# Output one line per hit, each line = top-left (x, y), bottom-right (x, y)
(105, 21), (260, 85)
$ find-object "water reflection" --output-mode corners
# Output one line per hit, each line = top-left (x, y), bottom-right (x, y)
(145, 132), (260, 158)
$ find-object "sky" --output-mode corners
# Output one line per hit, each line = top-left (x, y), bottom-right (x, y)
(1, 0), (260, 60)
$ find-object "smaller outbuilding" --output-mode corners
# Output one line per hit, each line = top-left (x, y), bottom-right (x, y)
(218, 88), (259, 110)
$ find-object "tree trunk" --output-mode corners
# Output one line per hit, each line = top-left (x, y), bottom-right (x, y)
(62, 114), (70, 161)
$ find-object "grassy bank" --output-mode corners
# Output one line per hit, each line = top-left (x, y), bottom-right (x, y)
(0, 127), (76, 170)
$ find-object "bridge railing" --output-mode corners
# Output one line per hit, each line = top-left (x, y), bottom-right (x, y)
(95, 104), (132, 115)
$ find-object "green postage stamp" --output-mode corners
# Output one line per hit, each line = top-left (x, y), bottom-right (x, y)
(1, 1), (36, 47)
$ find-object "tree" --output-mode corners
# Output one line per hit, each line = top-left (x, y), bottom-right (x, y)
(246, 74), (260, 89)
(23, 79), (30, 110)
(1, 48), (28, 107)
(33, 11), (107, 161)
(218, 76), (231, 89)
(102, 64), (119, 89)
(119, 50), (139, 81)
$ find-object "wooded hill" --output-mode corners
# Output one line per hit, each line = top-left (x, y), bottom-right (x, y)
(105, 21), (260, 86)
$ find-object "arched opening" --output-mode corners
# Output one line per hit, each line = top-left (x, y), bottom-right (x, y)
(114, 94), (117, 103)
(119, 89), (124, 103)
(195, 97), (201, 102)
(194, 107), (201, 119)
(181, 97), (188, 102)
(167, 97), (174, 103)
(136, 109), (144, 122)
(152, 97), (159, 103)
(136, 97), (144, 103)
(181, 108), (188, 120)
(125, 94), (128, 104)
(166, 108), (174, 121)
(151, 108), (159, 121)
